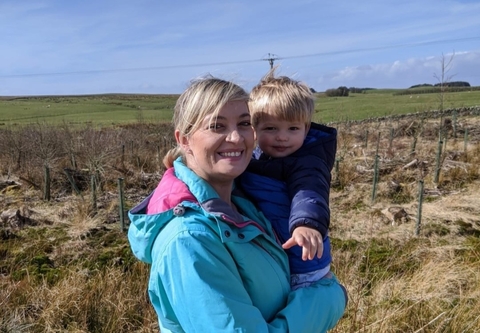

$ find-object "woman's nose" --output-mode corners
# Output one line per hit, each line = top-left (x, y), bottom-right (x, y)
(226, 129), (242, 142)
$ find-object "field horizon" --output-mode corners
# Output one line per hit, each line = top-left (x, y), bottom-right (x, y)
(1, 87), (480, 126)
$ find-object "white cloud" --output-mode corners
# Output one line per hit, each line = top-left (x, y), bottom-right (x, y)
(314, 51), (480, 90)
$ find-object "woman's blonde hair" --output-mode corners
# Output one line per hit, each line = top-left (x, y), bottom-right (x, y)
(249, 68), (314, 128)
(163, 76), (249, 168)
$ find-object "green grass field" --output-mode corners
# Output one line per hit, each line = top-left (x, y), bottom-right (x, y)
(1, 88), (479, 126)
(314, 88), (480, 123)
(0, 94), (176, 126)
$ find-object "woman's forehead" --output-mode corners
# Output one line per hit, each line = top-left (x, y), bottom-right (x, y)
(203, 102), (250, 121)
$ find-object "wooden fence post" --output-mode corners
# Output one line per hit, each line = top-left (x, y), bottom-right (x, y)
(452, 110), (457, 139)
(371, 155), (379, 203)
(335, 158), (340, 183)
(91, 174), (97, 213)
(415, 180), (424, 236)
(375, 132), (380, 157)
(63, 168), (82, 197)
(434, 140), (443, 184)
(70, 153), (77, 169)
(443, 131), (448, 153)
(364, 130), (369, 149)
(118, 178), (126, 231)
(464, 129), (468, 158)
(43, 164), (51, 201)
(389, 128), (394, 150)
(411, 136), (418, 154)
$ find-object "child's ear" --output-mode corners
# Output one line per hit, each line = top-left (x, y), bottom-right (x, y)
(305, 123), (311, 135)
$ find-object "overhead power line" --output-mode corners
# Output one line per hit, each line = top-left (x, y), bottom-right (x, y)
(279, 36), (480, 60)
(0, 59), (260, 78)
(1, 36), (479, 79)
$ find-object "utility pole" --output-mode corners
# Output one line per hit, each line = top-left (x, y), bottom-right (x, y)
(263, 53), (279, 69)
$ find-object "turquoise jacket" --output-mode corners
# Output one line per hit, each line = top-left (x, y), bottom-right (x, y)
(128, 158), (346, 332)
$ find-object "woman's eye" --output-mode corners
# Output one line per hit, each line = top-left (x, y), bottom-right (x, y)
(209, 124), (223, 130)
(239, 121), (251, 126)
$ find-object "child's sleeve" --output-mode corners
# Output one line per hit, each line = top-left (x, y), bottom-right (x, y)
(285, 155), (332, 238)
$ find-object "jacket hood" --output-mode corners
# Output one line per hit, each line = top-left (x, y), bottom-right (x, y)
(127, 195), (171, 264)
(128, 158), (251, 264)
(127, 159), (219, 264)
(297, 122), (337, 168)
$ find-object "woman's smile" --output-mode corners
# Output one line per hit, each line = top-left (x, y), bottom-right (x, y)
(218, 150), (243, 158)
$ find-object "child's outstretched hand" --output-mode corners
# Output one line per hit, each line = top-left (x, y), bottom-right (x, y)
(282, 226), (324, 260)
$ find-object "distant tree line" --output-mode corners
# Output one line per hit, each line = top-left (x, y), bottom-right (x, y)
(325, 86), (350, 97)
(322, 81), (476, 97)
(395, 82), (480, 96)
(409, 81), (471, 89)
(323, 86), (377, 97)
(348, 87), (376, 93)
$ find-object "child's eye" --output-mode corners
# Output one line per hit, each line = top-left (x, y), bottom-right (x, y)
(239, 121), (251, 127)
(265, 127), (276, 131)
(289, 127), (300, 131)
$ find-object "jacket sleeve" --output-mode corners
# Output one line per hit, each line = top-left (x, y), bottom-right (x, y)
(149, 216), (345, 333)
(285, 154), (331, 237)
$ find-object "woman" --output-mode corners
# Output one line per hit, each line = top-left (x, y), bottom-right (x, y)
(128, 76), (347, 332)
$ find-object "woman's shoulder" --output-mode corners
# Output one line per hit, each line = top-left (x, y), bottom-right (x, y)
(150, 211), (225, 262)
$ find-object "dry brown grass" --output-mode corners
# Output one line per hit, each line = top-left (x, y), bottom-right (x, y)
(1, 265), (157, 332)
(328, 114), (480, 332)
(1, 114), (480, 332)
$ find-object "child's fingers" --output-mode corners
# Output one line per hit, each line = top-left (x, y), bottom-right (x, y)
(302, 245), (310, 261)
(316, 244), (324, 258)
(308, 240), (317, 260)
(282, 237), (297, 249)
(302, 238), (316, 260)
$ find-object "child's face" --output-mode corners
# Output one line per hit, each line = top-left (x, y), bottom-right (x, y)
(255, 114), (307, 158)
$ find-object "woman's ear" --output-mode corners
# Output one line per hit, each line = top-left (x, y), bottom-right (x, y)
(175, 130), (191, 153)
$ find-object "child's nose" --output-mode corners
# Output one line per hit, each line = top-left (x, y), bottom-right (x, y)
(276, 132), (288, 141)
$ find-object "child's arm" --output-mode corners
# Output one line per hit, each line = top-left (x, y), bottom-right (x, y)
(286, 154), (332, 239)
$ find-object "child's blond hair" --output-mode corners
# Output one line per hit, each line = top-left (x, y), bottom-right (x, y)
(249, 68), (315, 128)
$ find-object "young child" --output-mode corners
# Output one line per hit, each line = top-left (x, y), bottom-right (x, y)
(239, 69), (337, 290)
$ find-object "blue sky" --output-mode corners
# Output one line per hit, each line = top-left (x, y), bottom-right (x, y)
(1, 0), (480, 96)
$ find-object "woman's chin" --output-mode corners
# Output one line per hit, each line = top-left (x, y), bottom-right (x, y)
(218, 162), (248, 178)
